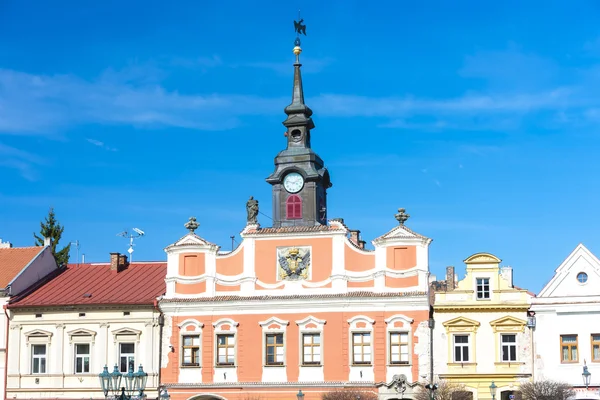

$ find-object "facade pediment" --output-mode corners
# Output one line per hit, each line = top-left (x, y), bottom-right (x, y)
(374, 224), (431, 246)
(165, 233), (219, 252)
(489, 315), (526, 332)
(464, 252), (501, 264)
(442, 316), (481, 330)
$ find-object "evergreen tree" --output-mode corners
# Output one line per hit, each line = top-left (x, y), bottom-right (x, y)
(34, 207), (70, 266)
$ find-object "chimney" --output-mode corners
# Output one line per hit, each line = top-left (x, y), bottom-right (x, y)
(0, 239), (12, 249)
(501, 266), (513, 287)
(43, 237), (52, 247)
(358, 240), (366, 250)
(446, 266), (456, 291)
(110, 253), (129, 272)
(349, 230), (361, 246)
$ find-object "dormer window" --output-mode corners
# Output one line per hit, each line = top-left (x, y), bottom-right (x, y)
(476, 278), (490, 299)
(286, 195), (302, 220)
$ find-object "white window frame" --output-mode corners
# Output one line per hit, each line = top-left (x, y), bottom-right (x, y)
(259, 317), (289, 367)
(453, 334), (470, 362)
(348, 315), (375, 366)
(31, 344), (47, 374)
(119, 342), (136, 373)
(296, 316), (326, 367)
(178, 319), (204, 368)
(68, 328), (96, 375)
(112, 328), (141, 373)
(476, 277), (490, 300)
(500, 333), (517, 362)
(213, 318), (239, 367)
(25, 329), (53, 375)
(385, 314), (414, 366)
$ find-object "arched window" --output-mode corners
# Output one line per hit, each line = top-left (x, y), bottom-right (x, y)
(286, 195), (302, 219)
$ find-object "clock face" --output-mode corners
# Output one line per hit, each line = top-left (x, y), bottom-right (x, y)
(283, 172), (304, 193)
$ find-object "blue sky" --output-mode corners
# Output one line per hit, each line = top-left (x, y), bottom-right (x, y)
(2, 1), (600, 293)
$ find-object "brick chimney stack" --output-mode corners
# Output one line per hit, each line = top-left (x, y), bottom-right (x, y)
(446, 266), (456, 291)
(349, 230), (361, 246)
(110, 253), (129, 272)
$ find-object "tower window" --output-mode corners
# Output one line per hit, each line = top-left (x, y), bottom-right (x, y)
(286, 195), (302, 219)
(290, 129), (302, 142)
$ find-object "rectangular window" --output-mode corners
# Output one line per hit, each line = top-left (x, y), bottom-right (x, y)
(593, 334), (600, 362)
(389, 332), (409, 364)
(454, 335), (469, 362)
(182, 335), (200, 367)
(302, 333), (321, 365)
(74, 343), (90, 373)
(352, 332), (372, 365)
(216, 334), (235, 366)
(561, 334), (578, 363)
(32, 344), (47, 374)
(119, 343), (135, 372)
(265, 333), (284, 366)
(476, 278), (490, 299)
(501, 334), (517, 362)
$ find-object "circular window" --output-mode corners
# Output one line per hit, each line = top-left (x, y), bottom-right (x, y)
(577, 272), (588, 283)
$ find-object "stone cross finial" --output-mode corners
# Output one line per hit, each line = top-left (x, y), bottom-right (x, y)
(395, 208), (410, 225)
(184, 217), (199, 233)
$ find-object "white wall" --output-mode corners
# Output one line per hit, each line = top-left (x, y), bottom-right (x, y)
(6, 307), (162, 399)
(9, 247), (58, 296)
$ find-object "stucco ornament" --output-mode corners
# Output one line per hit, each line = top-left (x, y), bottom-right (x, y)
(278, 247), (310, 280)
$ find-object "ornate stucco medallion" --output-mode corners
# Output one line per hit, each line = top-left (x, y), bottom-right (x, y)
(277, 247), (311, 281)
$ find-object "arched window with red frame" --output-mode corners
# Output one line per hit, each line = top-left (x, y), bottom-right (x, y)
(286, 195), (302, 220)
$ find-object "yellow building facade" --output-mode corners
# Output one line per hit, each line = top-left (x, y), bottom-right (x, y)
(432, 253), (533, 400)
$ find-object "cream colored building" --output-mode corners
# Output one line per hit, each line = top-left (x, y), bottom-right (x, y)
(432, 253), (533, 400)
(6, 253), (166, 400)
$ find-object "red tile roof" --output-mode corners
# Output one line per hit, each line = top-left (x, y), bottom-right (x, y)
(9, 262), (166, 308)
(0, 246), (44, 288)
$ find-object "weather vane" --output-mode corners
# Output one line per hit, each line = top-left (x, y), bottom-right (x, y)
(294, 10), (307, 41)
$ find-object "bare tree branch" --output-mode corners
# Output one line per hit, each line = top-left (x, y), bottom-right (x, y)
(414, 381), (473, 400)
(520, 380), (575, 400)
(322, 389), (379, 400)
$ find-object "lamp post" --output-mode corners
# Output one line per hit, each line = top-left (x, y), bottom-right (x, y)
(583, 364), (592, 389)
(425, 383), (438, 400)
(297, 390), (305, 400)
(489, 381), (497, 400)
(159, 386), (171, 400)
(99, 364), (148, 400)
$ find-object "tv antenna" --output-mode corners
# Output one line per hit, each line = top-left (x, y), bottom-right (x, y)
(116, 228), (145, 262)
(70, 240), (81, 266)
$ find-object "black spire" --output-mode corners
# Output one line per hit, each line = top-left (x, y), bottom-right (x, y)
(283, 37), (314, 131)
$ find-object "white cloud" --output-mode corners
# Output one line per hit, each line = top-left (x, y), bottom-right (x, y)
(86, 138), (118, 152)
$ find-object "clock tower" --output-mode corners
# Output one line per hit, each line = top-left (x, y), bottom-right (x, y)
(266, 36), (332, 228)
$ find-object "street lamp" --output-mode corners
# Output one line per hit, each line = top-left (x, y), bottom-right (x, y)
(297, 390), (305, 400)
(583, 364), (592, 389)
(159, 386), (170, 400)
(425, 383), (438, 400)
(99, 364), (148, 400)
(489, 382), (498, 400)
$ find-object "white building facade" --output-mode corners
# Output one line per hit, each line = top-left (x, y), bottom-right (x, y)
(531, 244), (600, 400)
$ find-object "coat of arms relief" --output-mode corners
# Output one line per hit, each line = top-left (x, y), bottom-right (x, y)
(277, 246), (311, 281)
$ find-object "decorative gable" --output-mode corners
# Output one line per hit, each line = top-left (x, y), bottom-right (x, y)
(442, 316), (481, 333)
(373, 224), (431, 246)
(165, 233), (219, 253)
(259, 317), (290, 331)
(489, 316), (527, 333)
(464, 253), (502, 265)
(538, 244), (600, 298)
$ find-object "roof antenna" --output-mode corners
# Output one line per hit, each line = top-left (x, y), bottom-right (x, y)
(116, 228), (145, 262)
(230, 235), (235, 251)
(70, 240), (80, 266)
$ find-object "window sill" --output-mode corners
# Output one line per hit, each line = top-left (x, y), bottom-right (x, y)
(447, 362), (477, 366)
(560, 361), (579, 364)
(351, 364), (373, 367)
(264, 364), (285, 368)
(388, 363), (411, 367)
(214, 365), (236, 368)
(180, 365), (202, 369)
(301, 364), (322, 367)
(494, 362), (524, 366)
